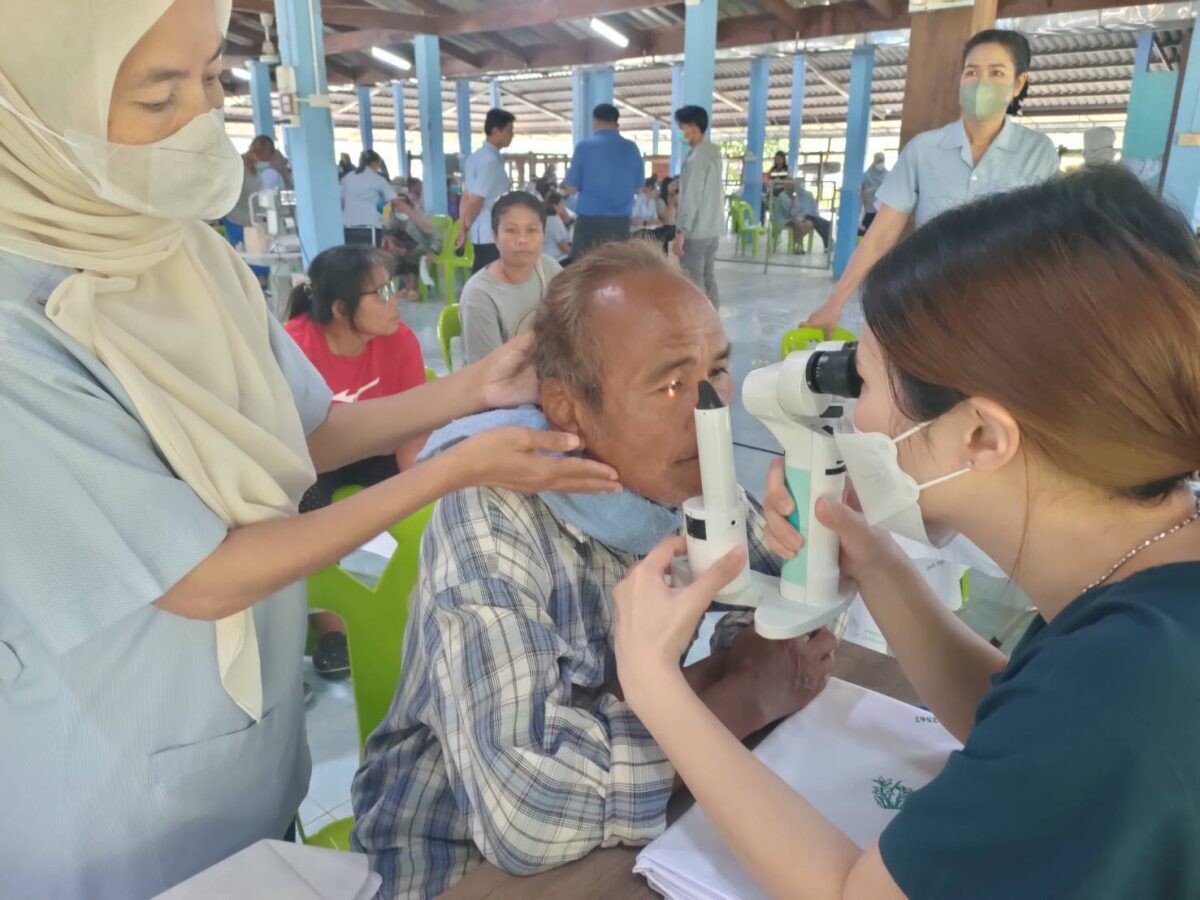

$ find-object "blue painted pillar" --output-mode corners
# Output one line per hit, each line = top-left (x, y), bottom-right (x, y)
(572, 69), (591, 146)
(249, 60), (274, 140)
(356, 85), (374, 150)
(682, 0), (718, 117)
(742, 57), (771, 219)
(1134, 30), (1153, 75)
(1162, 26), (1200, 229)
(490, 79), (502, 109)
(652, 120), (661, 158)
(788, 55), (807, 176)
(670, 63), (683, 175)
(833, 45), (876, 278)
(456, 79), (472, 159)
(589, 66), (615, 110)
(393, 80), (408, 179)
(416, 35), (448, 216)
(274, 0), (342, 260)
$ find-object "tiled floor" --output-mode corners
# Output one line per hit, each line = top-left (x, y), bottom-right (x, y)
(299, 242), (1024, 825)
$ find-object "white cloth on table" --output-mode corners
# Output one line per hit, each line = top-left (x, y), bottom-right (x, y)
(155, 840), (381, 900)
(634, 678), (960, 900)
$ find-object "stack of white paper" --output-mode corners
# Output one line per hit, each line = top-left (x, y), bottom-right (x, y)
(634, 679), (960, 900)
(842, 557), (967, 655)
(156, 840), (381, 900)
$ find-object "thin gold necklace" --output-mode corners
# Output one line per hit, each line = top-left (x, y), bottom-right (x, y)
(1080, 497), (1200, 594)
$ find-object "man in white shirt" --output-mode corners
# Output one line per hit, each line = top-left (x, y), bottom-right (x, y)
(457, 109), (516, 273)
(631, 178), (661, 233)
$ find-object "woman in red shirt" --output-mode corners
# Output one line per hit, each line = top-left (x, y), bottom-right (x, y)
(285, 244), (429, 678)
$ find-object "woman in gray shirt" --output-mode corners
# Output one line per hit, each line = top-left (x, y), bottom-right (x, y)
(462, 192), (563, 363)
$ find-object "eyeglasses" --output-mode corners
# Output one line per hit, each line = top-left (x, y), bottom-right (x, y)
(363, 278), (402, 304)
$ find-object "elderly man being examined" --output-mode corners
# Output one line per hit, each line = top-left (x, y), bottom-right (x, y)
(351, 240), (837, 899)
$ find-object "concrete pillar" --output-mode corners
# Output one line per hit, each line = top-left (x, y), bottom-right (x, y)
(682, 0), (718, 117)
(833, 45), (876, 278)
(670, 63), (684, 176)
(1161, 26), (1200, 229)
(356, 84), (374, 151)
(1134, 29), (1154, 75)
(490, 79), (502, 109)
(652, 120), (661, 158)
(393, 80), (408, 179)
(572, 69), (591, 146)
(788, 55), (807, 177)
(274, 0), (342, 260)
(742, 56), (771, 219)
(589, 66), (615, 110)
(249, 60), (274, 140)
(455, 78), (472, 159)
(415, 35), (448, 216)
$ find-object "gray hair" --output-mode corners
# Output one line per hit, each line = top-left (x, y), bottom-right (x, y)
(530, 239), (677, 409)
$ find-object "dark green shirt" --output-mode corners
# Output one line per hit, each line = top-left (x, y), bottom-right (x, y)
(880, 562), (1200, 899)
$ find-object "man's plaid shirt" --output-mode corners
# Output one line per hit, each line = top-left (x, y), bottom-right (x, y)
(351, 485), (780, 898)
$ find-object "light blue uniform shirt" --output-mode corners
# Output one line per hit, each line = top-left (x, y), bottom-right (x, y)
(463, 143), (511, 246)
(876, 117), (1059, 228)
(341, 168), (395, 229)
(0, 252), (333, 898)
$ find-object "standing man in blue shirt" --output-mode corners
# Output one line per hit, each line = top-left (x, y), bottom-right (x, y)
(458, 108), (516, 273)
(562, 104), (644, 259)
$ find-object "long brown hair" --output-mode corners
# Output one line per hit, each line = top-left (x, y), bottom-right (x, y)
(862, 166), (1200, 501)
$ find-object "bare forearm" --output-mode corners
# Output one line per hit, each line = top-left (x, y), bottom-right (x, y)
(858, 557), (1006, 742)
(824, 209), (905, 313)
(155, 453), (460, 621)
(640, 675), (861, 900)
(460, 195), (485, 230)
(696, 670), (773, 742)
(307, 367), (483, 472)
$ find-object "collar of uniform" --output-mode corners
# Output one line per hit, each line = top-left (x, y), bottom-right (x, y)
(0, 250), (74, 308)
(944, 116), (1014, 166)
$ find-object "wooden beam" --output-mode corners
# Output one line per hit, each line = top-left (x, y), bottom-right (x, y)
(436, 38), (484, 71)
(323, 28), (411, 55)
(234, 0), (667, 36)
(484, 34), (532, 65)
(863, 0), (905, 18)
(756, 0), (805, 29)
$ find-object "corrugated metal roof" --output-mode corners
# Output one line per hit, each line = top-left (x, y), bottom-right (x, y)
(223, 6), (1187, 137)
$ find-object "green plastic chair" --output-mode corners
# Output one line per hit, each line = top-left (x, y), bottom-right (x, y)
(734, 201), (764, 260)
(429, 216), (474, 304)
(438, 303), (461, 372)
(300, 488), (435, 850)
(766, 200), (815, 256)
(779, 325), (858, 360)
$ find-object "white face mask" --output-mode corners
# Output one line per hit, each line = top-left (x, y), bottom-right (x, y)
(0, 99), (243, 221)
(834, 421), (970, 547)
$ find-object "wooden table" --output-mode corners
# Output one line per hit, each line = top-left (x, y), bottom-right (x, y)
(440, 642), (917, 899)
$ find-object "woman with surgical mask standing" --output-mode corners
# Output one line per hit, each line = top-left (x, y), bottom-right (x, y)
(0, 2), (618, 896)
(613, 168), (1200, 898)
(805, 29), (1058, 336)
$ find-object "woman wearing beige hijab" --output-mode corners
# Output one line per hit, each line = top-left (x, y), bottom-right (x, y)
(0, 1), (618, 895)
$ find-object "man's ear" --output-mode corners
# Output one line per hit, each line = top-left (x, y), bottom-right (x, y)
(540, 379), (591, 449)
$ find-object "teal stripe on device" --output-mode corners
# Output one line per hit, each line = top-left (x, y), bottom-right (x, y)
(782, 465), (810, 587)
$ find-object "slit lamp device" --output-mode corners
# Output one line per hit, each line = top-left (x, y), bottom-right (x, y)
(678, 342), (863, 638)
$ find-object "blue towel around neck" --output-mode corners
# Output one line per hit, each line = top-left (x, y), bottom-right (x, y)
(419, 406), (683, 556)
